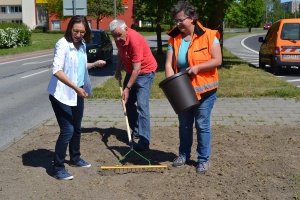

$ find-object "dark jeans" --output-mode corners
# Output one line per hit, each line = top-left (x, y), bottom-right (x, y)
(49, 95), (84, 171)
(124, 72), (155, 145)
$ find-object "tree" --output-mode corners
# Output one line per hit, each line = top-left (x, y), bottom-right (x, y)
(134, 0), (157, 28)
(268, 0), (289, 22)
(88, 0), (124, 29)
(224, 1), (243, 28)
(46, 0), (67, 20)
(189, 0), (234, 48)
(224, 0), (265, 32)
(240, 0), (265, 32)
(134, 0), (177, 54)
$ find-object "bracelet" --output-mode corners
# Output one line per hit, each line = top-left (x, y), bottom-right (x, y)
(93, 63), (96, 68)
(125, 86), (131, 90)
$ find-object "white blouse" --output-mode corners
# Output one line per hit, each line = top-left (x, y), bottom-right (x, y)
(47, 37), (93, 106)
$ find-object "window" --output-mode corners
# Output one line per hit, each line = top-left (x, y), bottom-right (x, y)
(1, 7), (6, 13)
(10, 6), (22, 13)
(282, 23), (300, 40)
(36, 4), (47, 25)
(52, 21), (61, 30)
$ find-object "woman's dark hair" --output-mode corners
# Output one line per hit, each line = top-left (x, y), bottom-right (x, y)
(64, 15), (92, 44)
(171, 0), (198, 23)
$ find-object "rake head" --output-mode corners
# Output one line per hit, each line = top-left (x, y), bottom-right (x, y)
(100, 148), (168, 173)
(100, 164), (168, 174)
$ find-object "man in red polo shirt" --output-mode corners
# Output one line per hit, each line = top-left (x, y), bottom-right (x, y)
(108, 19), (157, 151)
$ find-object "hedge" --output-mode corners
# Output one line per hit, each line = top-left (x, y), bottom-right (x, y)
(0, 23), (31, 48)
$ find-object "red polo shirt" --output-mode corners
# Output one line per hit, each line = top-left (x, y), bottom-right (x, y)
(116, 28), (157, 74)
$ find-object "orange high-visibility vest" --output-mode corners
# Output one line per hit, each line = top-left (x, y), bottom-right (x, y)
(167, 21), (220, 100)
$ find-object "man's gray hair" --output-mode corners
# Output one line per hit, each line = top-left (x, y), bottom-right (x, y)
(108, 19), (127, 32)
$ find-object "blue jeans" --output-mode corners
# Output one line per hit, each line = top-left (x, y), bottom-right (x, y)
(178, 91), (217, 163)
(124, 72), (155, 145)
(49, 94), (84, 171)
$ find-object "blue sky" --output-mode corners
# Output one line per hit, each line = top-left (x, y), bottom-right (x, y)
(281, 0), (294, 2)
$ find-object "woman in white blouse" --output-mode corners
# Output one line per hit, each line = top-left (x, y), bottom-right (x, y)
(48, 15), (106, 180)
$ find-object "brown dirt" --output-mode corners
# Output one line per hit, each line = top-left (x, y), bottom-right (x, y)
(0, 124), (299, 200)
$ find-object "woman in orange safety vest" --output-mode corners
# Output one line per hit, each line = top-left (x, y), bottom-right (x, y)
(165, 0), (222, 174)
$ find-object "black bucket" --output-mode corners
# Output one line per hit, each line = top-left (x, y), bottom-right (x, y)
(159, 71), (199, 114)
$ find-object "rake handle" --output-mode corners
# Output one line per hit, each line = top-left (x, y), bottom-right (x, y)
(118, 78), (133, 145)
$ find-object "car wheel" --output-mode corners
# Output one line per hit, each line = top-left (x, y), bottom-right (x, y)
(270, 60), (280, 75)
(258, 56), (265, 69)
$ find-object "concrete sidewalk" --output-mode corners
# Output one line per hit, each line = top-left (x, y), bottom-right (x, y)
(44, 98), (300, 128)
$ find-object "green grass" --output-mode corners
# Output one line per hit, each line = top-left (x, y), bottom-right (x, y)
(1, 30), (299, 100)
(219, 48), (300, 99)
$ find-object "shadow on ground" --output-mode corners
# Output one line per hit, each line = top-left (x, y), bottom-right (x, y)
(82, 127), (177, 165)
(22, 149), (54, 176)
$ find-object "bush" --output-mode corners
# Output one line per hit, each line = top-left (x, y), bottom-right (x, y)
(0, 23), (31, 48)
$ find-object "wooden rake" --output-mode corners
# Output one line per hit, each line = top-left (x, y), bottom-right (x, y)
(100, 78), (167, 173)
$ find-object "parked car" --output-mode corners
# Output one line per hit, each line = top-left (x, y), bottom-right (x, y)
(263, 23), (272, 30)
(258, 19), (300, 75)
(86, 29), (113, 65)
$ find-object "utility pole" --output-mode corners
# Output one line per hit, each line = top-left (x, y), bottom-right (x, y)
(266, 0), (268, 23)
(114, 0), (116, 19)
(295, 0), (297, 18)
(72, 0), (75, 16)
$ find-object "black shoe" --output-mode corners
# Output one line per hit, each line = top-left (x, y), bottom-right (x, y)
(132, 132), (139, 139)
(133, 142), (149, 151)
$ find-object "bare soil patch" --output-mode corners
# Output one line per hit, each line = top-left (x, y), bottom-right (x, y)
(0, 125), (299, 200)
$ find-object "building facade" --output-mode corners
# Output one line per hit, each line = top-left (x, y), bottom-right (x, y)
(281, 1), (300, 13)
(0, 0), (23, 24)
(0, 0), (134, 30)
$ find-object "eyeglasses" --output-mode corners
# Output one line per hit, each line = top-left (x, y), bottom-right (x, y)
(72, 29), (86, 35)
(174, 17), (189, 24)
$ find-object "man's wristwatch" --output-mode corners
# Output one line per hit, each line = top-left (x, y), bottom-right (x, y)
(125, 86), (131, 90)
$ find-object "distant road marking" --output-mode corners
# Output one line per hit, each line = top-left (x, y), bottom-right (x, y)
(21, 69), (50, 79)
(287, 79), (300, 82)
(22, 59), (53, 66)
(0, 53), (52, 65)
(241, 35), (259, 54)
